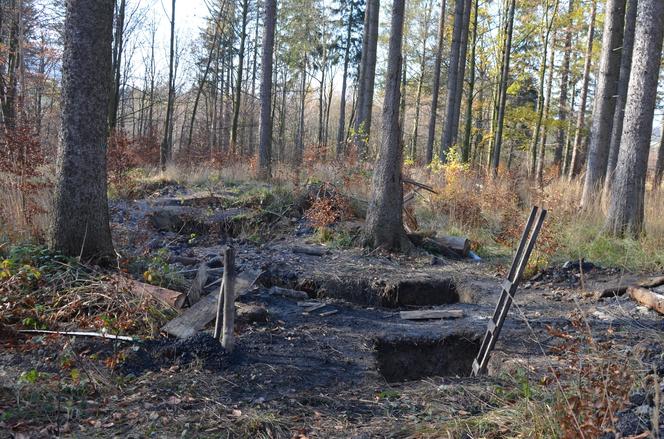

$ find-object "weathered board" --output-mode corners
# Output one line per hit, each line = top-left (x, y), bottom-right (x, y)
(161, 270), (261, 338)
(399, 309), (465, 320)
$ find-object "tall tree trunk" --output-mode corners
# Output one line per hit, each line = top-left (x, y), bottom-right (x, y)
(440, 0), (466, 159)
(461, 0), (479, 163)
(490, 0), (516, 175)
(581, 0), (626, 206)
(606, 0), (663, 236)
(536, 36), (556, 186)
(258, 0), (276, 179)
(399, 54), (407, 147)
(160, 0), (176, 171)
(354, 0), (379, 158)
(604, 0), (638, 196)
(425, 0), (447, 164)
(653, 119), (664, 189)
(108, 0), (125, 132)
(568, 0), (596, 180)
(230, 0), (249, 154)
(336, 2), (354, 158)
(529, 0), (559, 178)
(294, 59), (307, 165)
(555, 0), (574, 171)
(364, 0), (411, 252)
(49, 0), (115, 261)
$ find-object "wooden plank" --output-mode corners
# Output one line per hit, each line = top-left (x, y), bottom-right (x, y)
(399, 309), (465, 320)
(161, 269), (261, 338)
(113, 276), (186, 309)
(628, 286), (664, 315)
(19, 329), (137, 342)
(319, 309), (338, 317)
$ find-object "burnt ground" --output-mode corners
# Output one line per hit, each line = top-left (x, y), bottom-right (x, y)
(2, 184), (664, 438)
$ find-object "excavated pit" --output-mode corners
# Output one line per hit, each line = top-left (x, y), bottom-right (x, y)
(266, 274), (460, 308)
(374, 332), (481, 382)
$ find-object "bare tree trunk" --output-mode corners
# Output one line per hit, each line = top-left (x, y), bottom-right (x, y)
(606, 0), (663, 237)
(461, 0), (479, 163)
(604, 0), (638, 196)
(294, 58), (307, 165)
(568, 0), (596, 180)
(425, 0), (446, 164)
(654, 119), (664, 189)
(490, 0), (515, 175)
(440, 0), (466, 159)
(555, 0), (574, 172)
(230, 0), (249, 154)
(365, 0), (411, 252)
(581, 0), (626, 206)
(529, 0), (559, 178)
(49, 0), (115, 261)
(354, 0), (379, 158)
(108, 0), (125, 132)
(536, 36), (556, 186)
(336, 2), (353, 158)
(160, 0), (176, 171)
(258, 0), (276, 179)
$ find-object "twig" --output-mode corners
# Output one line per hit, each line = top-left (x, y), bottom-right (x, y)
(18, 329), (137, 342)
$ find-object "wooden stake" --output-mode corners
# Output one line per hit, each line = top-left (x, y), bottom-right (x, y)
(221, 247), (236, 351)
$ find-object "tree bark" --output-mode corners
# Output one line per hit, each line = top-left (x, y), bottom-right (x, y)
(581, 0), (626, 206)
(336, 2), (354, 158)
(440, 0), (466, 159)
(230, 0), (249, 154)
(606, 0), (663, 237)
(536, 35), (556, 186)
(555, 0), (574, 172)
(490, 0), (515, 175)
(568, 0), (596, 180)
(160, 0), (176, 171)
(258, 0), (276, 179)
(49, 0), (115, 261)
(425, 0), (447, 164)
(354, 0), (379, 158)
(604, 0), (638, 196)
(461, 0), (479, 163)
(364, 0), (411, 252)
(653, 119), (664, 189)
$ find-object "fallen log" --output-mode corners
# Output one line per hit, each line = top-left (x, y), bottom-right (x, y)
(161, 269), (261, 338)
(422, 236), (471, 259)
(628, 286), (664, 315)
(113, 276), (186, 308)
(399, 309), (465, 320)
(639, 276), (664, 289)
(596, 285), (629, 299)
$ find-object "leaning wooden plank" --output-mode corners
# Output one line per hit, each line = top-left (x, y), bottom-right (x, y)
(19, 329), (137, 342)
(113, 276), (186, 309)
(162, 270), (261, 338)
(639, 276), (664, 289)
(628, 287), (664, 315)
(400, 309), (465, 320)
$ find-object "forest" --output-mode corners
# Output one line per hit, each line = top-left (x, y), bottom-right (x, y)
(1, 0), (664, 437)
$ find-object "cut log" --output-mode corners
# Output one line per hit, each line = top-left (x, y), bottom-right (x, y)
(113, 276), (186, 308)
(596, 285), (628, 299)
(406, 231), (437, 246)
(292, 245), (329, 256)
(639, 276), (664, 289)
(399, 309), (465, 320)
(161, 269), (261, 338)
(628, 286), (664, 315)
(422, 237), (467, 259)
(437, 236), (471, 258)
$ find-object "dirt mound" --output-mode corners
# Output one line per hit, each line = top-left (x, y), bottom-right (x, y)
(117, 333), (229, 376)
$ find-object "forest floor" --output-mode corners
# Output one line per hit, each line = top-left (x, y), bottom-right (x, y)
(1, 178), (664, 438)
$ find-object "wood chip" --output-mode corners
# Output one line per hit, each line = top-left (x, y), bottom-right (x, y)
(319, 309), (338, 317)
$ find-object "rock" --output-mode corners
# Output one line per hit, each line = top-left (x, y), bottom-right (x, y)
(236, 304), (269, 324)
